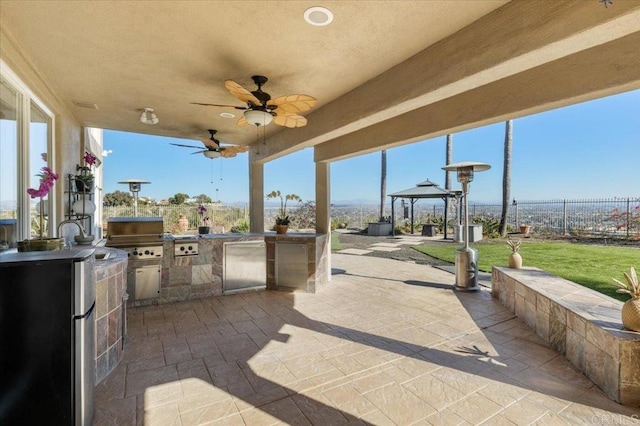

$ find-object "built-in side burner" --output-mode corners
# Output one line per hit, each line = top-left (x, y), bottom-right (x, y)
(172, 235), (199, 256)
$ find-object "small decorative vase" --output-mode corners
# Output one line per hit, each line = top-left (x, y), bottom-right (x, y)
(508, 252), (522, 269)
(621, 298), (640, 332)
(198, 226), (210, 235)
(275, 225), (288, 234)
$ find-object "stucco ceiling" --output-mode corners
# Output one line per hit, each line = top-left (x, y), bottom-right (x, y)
(2, 0), (640, 162)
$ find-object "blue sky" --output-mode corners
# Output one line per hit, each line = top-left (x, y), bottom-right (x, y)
(103, 89), (639, 204)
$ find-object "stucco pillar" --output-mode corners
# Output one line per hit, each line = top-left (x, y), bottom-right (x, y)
(249, 161), (264, 233)
(315, 161), (331, 281)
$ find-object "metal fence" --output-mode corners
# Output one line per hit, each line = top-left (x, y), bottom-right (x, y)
(103, 204), (249, 234)
(470, 198), (640, 239)
(331, 197), (640, 239)
(102, 197), (640, 239)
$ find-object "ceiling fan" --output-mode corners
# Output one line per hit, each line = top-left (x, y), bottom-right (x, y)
(191, 75), (316, 128)
(170, 130), (250, 159)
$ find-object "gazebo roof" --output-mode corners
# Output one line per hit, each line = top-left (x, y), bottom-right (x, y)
(388, 179), (459, 199)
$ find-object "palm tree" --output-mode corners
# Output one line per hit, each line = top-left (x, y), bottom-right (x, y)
(380, 150), (387, 221)
(444, 134), (453, 238)
(499, 120), (513, 237)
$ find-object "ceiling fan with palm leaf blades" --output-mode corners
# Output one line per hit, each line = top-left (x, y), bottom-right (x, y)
(170, 130), (250, 159)
(191, 75), (316, 128)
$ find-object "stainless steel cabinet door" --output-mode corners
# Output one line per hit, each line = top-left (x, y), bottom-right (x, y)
(135, 265), (161, 299)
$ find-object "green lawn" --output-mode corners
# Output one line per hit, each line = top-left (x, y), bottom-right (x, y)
(413, 241), (639, 301)
(331, 232), (342, 251)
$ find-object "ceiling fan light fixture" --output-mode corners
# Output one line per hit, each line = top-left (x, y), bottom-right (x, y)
(203, 150), (221, 159)
(244, 109), (273, 126)
(304, 6), (333, 26)
(139, 107), (159, 124)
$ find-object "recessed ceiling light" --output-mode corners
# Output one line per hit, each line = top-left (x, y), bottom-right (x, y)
(304, 6), (333, 26)
(220, 112), (235, 119)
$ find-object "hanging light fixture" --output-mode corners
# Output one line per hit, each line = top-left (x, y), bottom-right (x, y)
(139, 108), (159, 125)
(244, 109), (273, 127)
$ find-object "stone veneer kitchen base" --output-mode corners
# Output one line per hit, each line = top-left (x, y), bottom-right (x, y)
(127, 233), (329, 307)
(93, 248), (128, 384)
(492, 266), (640, 406)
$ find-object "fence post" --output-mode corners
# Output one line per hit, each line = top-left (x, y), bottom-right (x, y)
(563, 199), (567, 235)
(627, 197), (631, 238)
(514, 200), (519, 229)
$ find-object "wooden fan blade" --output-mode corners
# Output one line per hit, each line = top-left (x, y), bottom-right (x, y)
(190, 102), (246, 110)
(171, 143), (203, 149)
(201, 138), (220, 150)
(225, 80), (262, 106)
(267, 94), (317, 113)
(273, 113), (308, 128)
(236, 116), (249, 127)
(220, 145), (250, 158)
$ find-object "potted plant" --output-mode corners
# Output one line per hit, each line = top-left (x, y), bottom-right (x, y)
(75, 152), (97, 192)
(197, 205), (210, 234)
(506, 238), (522, 268)
(612, 266), (640, 332)
(266, 190), (301, 234)
(18, 166), (63, 252)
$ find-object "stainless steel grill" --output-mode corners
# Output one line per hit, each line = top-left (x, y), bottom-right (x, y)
(105, 217), (164, 259)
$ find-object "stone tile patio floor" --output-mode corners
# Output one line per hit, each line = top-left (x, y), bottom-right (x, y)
(94, 254), (640, 425)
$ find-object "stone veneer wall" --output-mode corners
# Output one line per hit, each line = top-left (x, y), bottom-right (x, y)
(492, 266), (640, 406)
(264, 233), (329, 293)
(94, 249), (128, 384)
(157, 234), (264, 304)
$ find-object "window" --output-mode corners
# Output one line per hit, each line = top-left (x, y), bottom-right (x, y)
(0, 63), (54, 245)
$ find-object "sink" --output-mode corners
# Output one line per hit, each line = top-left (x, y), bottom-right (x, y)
(95, 252), (112, 260)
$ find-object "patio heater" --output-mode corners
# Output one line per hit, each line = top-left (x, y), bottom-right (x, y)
(441, 162), (490, 291)
(118, 179), (150, 217)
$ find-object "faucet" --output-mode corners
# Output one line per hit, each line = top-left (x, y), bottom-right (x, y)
(57, 219), (88, 240)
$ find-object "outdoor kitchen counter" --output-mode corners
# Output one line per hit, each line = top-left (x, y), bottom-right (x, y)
(92, 247), (128, 384)
(155, 233), (328, 304)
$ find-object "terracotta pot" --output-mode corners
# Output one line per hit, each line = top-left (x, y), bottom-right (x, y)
(621, 298), (640, 332)
(177, 215), (189, 233)
(520, 225), (531, 235)
(275, 225), (288, 234)
(508, 252), (522, 269)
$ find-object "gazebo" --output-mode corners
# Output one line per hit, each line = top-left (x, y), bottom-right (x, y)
(388, 179), (461, 238)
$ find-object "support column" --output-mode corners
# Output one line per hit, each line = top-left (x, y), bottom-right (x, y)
(315, 161), (331, 281)
(249, 160), (264, 233)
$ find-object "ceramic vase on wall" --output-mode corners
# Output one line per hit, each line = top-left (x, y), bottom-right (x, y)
(508, 252), (522, 269)
(621, 299), (640, 332)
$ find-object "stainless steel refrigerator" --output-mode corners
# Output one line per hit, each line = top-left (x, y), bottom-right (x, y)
(0, 249), (95, 425)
